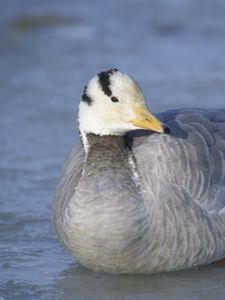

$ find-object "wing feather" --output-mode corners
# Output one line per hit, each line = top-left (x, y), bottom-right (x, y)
(131, 109), (225, 214)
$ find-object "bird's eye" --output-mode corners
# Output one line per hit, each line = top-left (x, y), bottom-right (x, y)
(111, 96), (119, 103)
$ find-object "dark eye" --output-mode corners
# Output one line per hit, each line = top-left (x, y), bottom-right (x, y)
(111, 96), (119, 103)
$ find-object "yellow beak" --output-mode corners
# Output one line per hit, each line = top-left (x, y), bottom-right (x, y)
(130, 105), (165, 133)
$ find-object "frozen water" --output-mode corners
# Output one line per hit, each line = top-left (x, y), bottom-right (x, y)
(1, 0), (225, 299)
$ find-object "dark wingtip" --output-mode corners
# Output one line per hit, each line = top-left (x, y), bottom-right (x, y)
(163, 125), (171, 134)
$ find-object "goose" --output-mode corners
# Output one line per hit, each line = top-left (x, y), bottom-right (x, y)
(54, 68), (225, 274)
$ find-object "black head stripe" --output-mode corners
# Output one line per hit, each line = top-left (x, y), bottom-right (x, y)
(98, 68), (118, 97)
(81, 85), (93, 105)
(109, 68), (118, 73)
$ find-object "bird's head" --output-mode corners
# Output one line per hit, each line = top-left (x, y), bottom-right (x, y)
(78, 69), (168, 139)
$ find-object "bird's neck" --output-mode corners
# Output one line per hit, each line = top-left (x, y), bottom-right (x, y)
(78, 133), (144, 203)
(84, 133), (127, 164)
(71, 133), (151, 272)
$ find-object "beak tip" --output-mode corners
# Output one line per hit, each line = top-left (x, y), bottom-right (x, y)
(163, 125), (171, 134)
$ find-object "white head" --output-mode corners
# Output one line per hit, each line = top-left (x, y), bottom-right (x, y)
(78, 69), (167, 141)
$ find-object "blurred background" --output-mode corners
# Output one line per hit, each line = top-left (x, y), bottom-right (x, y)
(1, 0), (225, 299)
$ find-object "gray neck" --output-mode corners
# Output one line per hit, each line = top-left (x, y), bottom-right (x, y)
(84, 133), (128, 171)
(77, 132), (148, 227)
(81, 133), (141, 195)
(70, 133), (151, 272)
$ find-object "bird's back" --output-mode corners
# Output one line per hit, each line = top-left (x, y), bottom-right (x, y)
(130, 108), (225, 214)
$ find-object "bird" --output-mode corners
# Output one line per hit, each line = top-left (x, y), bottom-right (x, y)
(53, 68), (225, 274)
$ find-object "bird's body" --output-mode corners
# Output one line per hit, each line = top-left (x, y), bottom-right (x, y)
(54, 70), (225, 274)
